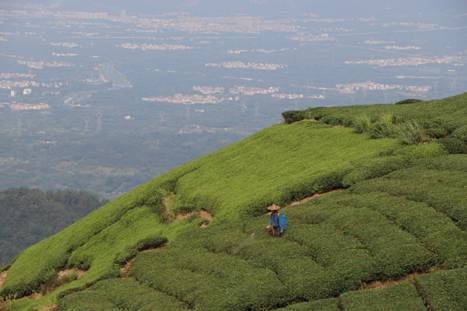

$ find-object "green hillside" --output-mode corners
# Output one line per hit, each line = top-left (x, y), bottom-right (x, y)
(1, 93), (466, 311)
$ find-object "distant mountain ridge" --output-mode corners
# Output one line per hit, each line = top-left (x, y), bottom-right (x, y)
(0, 188), (104, 267)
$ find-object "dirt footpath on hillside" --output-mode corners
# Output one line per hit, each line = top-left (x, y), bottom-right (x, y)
(0, 271), (7, 290)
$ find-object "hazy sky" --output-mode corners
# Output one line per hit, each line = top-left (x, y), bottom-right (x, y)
(3, 0), (467, 19)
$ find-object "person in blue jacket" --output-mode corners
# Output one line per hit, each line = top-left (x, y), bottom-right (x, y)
(267, 204), (284, 237)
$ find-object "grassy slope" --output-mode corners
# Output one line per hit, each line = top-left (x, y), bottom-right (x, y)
(174, 122), (398, 218)
(2, 93), (466, 310)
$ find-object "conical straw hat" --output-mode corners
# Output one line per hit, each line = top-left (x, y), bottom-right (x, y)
(268, 204), (280, 211)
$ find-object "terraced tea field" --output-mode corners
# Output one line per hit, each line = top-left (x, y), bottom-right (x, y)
(58, 154), (467, 311)
(1, 93), (466, 310)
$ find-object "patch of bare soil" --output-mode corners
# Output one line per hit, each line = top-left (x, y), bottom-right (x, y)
(0, 272), (7, 310)
(175, 211), (195, 221)
(0, 271), (7, 290)
(141, 245), (168, 254)
(57, 268), (85, 283)
(199, 210), (213, 228)
(264, 189), (343, 215)
(175, 210), (213, 228)
(285, 189), (343, 208)
(120, 245), (168, 278)
(362, 267), (439, 290)
(39, 305), (58, 311)
(120, 258), (136, 278)
(22, 268), (87, 300)
(27, 292), (43, 300)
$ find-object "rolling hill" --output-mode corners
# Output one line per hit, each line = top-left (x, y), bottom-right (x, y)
(1, 93), (466, 311)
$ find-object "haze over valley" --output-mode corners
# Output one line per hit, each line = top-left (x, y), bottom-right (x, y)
(1, 0), (466, 197)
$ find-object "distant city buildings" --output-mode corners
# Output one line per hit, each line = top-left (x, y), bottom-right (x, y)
(272, 93), (325, 100)
(10, 103), (50, 112)
(384, 45), (421, 51)
(206, 61), (286, 71)
(50, 42), (79, 48)
(17, 60), (75, 70)
(193, 86), (225, 95)
(142, 94), (229, 105)
(143, 85), (324, 105)
(229, 86), (280, 96)
(227, 48), (292, 55)
(0, 79), (63, 90)
(0, 73), (35, 79)
(52, 52), (79, 57)
(290, 33), (335, 43)
(117, 43), (192, 51)
(345, 55), (463, 67)
(336, 81), (431, 94)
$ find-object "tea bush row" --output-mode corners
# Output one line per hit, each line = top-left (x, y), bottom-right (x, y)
(130, 249), (289, 311)
(275, 268), (467, 311)
(416, 268), (467, 311)
(340, 283), (426, 311)
(275, 298), (338, 311)
(59, 278), (189, 311)
(352, 164), (467, 230)
(342, 191), (467, 268)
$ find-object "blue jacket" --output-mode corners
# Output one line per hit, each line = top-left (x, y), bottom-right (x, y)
(270, 213), (280, 228)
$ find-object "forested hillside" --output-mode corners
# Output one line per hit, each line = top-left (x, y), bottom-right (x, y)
(1, 93), (466, 311)
(0, 188), (104, 266)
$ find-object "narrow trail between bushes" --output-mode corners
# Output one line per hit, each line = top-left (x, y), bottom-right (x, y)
(175, 210), (213, 228)
(21, 268), (86, 302)
(120, 245), (168, 278)
(57, 268), (86, 282)
(0, 271), (7, 291)
(284, 189), (344, 209)
(0, 269), (83, 311)
(362, 267), (439, 290)
(265, 188), (344, 213)
(0, 271), (7, 309)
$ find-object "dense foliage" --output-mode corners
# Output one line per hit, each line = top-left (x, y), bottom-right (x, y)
(283, 93), (467, 150)
(0, 188), (104, 266)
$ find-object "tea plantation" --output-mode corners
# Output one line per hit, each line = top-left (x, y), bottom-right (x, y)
(1, 93), (466, 310)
